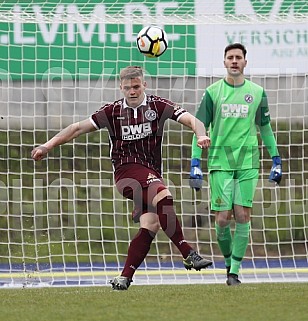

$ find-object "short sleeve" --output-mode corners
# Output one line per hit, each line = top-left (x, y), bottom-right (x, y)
(91, 105), (109, 129)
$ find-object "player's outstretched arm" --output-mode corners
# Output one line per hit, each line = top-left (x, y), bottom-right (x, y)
(31, 118), (96, 161)
(178, 113), (210, 149)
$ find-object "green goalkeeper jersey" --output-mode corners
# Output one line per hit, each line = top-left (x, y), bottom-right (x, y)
(194, 79), (272, 171)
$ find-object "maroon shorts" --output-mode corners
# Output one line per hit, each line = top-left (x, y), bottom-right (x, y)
(115, 163), (167, 222)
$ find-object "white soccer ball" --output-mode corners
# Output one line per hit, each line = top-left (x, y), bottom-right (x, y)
(136, 26), (168, 58)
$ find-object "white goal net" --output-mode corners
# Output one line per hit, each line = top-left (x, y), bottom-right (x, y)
(0, 0), (307, 287)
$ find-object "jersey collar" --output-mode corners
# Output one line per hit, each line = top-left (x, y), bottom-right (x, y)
(123, 93), (147, 109)
(223, 78), (245, 88)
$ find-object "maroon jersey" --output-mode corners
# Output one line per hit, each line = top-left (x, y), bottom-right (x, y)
(90, 94), (188, 174)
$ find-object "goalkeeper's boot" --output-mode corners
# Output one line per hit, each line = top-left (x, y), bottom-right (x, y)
(226, 273), (241, 286)
(183, 250), (212, 271)
(110, 275), (132, 290)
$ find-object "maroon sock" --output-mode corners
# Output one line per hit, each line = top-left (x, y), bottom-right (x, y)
(121, 228), (155, 278)
(156, 197), (192, 258)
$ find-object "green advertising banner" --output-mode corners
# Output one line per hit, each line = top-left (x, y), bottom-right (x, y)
(1, 0), (306, 80)
(0, 0), (196, 80)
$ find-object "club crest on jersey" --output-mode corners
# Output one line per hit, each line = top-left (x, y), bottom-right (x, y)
(244, 94), (253, 103)
(145, 109), (157, 121)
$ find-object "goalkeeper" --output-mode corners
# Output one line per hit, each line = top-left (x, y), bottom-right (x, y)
(189, 43), (282, 286)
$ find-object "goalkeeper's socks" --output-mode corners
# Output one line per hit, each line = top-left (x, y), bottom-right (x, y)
(230, 222), (250, 275)
(156, 197), (192, 258)
(121, 228), (155, 278)
(215, 223), (232, 267)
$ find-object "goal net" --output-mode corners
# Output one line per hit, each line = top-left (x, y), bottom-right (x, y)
(0, 0), (307, 287)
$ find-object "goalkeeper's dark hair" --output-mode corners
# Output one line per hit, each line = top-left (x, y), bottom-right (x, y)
(120, 66), (144, 81)
(224, 43), (247, 58)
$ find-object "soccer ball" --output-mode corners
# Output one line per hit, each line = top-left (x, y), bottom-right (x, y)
(136, 26), (168, 58)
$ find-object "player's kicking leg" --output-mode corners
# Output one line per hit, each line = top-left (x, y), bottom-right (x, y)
(153, 188), (212, 271)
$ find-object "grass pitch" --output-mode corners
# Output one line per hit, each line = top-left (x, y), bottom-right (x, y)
(0, 283), (307, 321)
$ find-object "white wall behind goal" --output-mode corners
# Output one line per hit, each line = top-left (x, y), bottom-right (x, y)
(0, 75), (306, 130)
(195, 1), (308, 76)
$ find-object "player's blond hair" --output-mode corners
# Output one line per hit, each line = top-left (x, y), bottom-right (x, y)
(120, 66), (144, 82)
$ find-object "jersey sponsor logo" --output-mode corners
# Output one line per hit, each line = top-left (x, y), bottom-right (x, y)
(121, 122), (152, 140)
(221, 104), (249, 118)
(144, 109), (157, 121)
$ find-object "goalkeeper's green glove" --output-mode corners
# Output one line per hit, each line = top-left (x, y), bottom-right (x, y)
(269, 156), (282, 184)
(189, 158), (203, 191)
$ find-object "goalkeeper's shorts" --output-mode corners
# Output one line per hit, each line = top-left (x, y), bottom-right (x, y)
(209, 169), (259, 211)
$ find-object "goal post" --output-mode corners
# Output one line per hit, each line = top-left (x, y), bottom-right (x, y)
(0, 0), (308, 287)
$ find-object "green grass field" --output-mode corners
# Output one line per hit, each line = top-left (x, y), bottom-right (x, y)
(1, 283), (307, 321)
